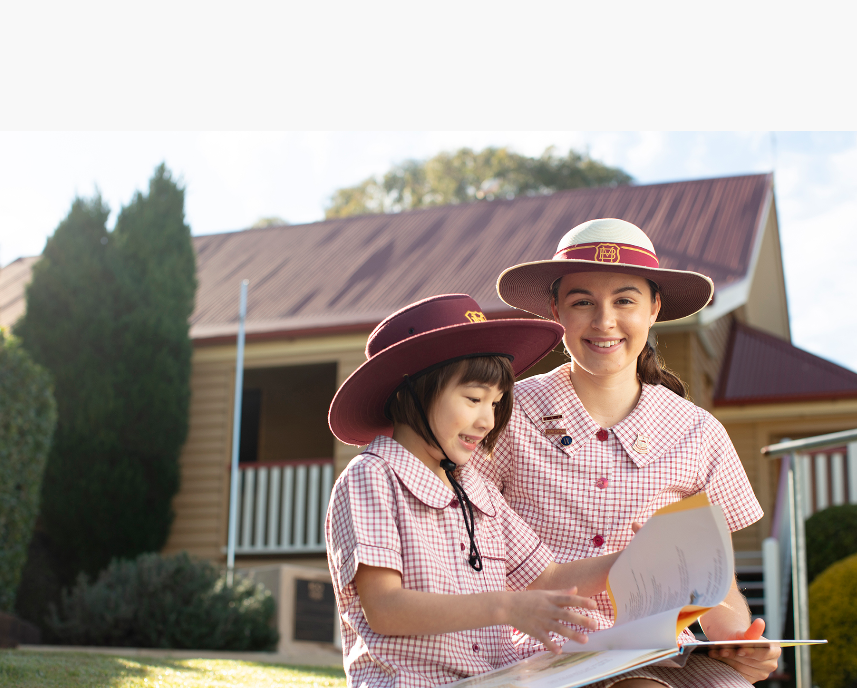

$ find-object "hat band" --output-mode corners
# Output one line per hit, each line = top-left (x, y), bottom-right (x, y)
(553, 242), (659, 268)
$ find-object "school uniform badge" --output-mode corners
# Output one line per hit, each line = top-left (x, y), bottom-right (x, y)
(633, 433), (650, 454)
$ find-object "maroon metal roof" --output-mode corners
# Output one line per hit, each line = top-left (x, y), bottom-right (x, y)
(715, 321), (857, 405)
(191, 173), (773, 341)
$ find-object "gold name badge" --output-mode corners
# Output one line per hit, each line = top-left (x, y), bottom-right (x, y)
(545, 428), (567, 436)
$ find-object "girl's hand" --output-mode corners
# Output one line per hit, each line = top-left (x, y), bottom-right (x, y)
(504, 587), (597, 654)
(707, 619), (781, 683)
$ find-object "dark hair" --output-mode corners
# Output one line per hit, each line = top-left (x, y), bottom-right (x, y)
(549, 276), (689, 399)
(388, 355), (515, 454)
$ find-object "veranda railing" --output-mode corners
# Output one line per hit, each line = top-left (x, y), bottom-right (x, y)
(233, 459), (334, 554)
(762, 429), (857, 688)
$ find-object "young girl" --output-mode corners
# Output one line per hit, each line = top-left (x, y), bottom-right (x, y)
(326, 293), (629, 688)
(472, 219), (781, 687)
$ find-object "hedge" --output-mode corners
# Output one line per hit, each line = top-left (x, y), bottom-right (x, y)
(805, 504), (857, 583)
(809, 552), (857, 688)
(48, 552), (278, 651)
(0, 331), (57, 612)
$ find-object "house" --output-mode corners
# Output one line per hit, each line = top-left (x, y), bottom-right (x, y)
(3, 172), (856, 574)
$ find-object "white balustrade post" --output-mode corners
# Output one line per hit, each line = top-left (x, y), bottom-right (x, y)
(848, 442), (857, 504)
(255, 467), (269, 549)
(814, 453), (828, 512)
(268, 467), (282, 548)
(762, 537), (781, 641)
(797, 453), (813, 520)
(321, 463), (334, 546)
(307, 465), (321, 547)
(294, 466), (307, 548)
(281, 466), (294, 549)
(241, 468), (255, 549)
(831, 452), (845, 506)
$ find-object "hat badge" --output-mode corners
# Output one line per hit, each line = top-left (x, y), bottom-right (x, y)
(464, 310), (487, 323)
(594, 243), (621, 263)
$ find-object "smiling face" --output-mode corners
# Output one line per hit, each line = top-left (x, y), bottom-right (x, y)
(550, 271), (661, 384)
(389, 356), (514, 481)
(426, 378), (505, 469)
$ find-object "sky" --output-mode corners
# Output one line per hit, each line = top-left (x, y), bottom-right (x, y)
(1, 130), (855, 374)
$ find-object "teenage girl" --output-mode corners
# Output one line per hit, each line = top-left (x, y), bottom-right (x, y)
(472, 219), (781, 687)
(326, 294), (631, 688)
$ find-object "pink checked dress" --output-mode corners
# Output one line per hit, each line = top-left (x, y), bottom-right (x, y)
(325, 436), (554, 688)
(471, 364), (765, 688)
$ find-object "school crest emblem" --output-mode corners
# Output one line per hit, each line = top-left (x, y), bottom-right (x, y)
(594, 243), (621, 263)
(464, 310), (487, 323)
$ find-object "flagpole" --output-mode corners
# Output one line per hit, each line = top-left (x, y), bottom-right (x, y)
(226, 279), (249, 585)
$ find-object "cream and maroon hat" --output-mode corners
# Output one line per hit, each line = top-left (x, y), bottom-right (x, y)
(497, 218), (714, 322)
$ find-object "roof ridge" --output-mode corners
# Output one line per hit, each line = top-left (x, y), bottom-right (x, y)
(193, 172), (776, 238)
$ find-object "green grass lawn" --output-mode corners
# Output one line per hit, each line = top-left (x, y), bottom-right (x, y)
(0, 650), (347, 688)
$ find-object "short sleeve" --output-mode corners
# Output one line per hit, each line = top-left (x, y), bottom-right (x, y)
(326, 457), (404, 591)
(487, 483), (553, 590)
(696, 414), (764, 532)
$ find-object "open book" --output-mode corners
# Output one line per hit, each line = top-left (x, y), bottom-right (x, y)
(443, 493), (824, 688)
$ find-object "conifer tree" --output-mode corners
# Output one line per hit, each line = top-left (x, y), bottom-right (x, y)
(109, 163), (197, 556)
(15, 165), (196, 590)
(15, 196), (119, 583)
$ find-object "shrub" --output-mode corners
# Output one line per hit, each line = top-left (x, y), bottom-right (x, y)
(48, 552), (278, 651)
(805, 504), (857, 583)
(0, 331), (57, 612)
(809, 552), (857, 688)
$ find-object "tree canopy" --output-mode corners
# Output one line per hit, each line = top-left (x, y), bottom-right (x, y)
(324, 146), (633, 219)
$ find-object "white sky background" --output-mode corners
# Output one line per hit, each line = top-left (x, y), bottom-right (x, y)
(0, 2), (854, 371)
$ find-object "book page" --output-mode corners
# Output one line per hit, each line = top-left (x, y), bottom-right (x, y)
(685, 639), (828, 652)
(607, 495), (733, 627)
(562, 609), (679, 652)
(441, 648), (679, 688)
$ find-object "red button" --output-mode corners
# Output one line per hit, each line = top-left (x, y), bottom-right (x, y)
(460, 542), (465, 550)
(595, 478), (608, 489)
(472, 643), (480, 652)
(451, 499), (459, 508)
(592, 535), (605, 547)
(596, 429), (608, 441)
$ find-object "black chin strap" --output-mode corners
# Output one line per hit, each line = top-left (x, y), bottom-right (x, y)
(402, 375), (482, 572)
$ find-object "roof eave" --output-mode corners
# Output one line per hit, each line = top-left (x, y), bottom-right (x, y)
(190, 306), (536, 347)
(714, 389), (857, 407)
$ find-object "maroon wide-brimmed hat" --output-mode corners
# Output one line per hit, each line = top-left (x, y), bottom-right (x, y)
(497, 218), (715, 322)
(328, 294), (564, 446)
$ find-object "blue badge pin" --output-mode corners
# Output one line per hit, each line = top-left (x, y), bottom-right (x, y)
(560, 435), (573, 446)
